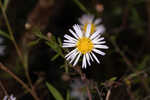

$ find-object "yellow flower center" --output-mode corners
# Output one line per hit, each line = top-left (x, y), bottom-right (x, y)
(83, 24), (96, 34)
(76, 37), (93, 54)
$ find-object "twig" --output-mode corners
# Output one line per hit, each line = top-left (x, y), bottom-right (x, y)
(0, 0), (24, 63)
(0, 81), (8, 96)
(94, 86), (103, 100)
(105, 90), (111, 100)
(0, 63), (40, 100)
(86, 85), (92, 100)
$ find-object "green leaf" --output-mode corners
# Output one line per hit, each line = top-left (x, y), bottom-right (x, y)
(58, 37), (62, 46)
(72, 0), (89, 13)
(0, 30), (10, 39)
(109, 77), (117, 81)
(66, 90), (70, 100)
(46, 41), (58, 52)
(28, 39), (40, 47)
(46, 82), (64, 100)
(35, 32), (48, 40)
(51, 54), (60, 61)
(3, 0), (10, 11)
(137, 56), (150, 70)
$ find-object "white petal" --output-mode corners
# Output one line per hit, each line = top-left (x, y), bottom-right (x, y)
(65, 49), (77, 58)
(78, 14), (89, 24)
(97, 37), (104, 41)
(64, 34), (77, 42)
(82, 55), (85, 68)
(79, 14), (94, 25)
(79, 17), (86, 25)
(91, 52), (100, 63)
(94, 45), (109, 49)
(94, 18), (102, 25)
(90, 30), (101, 40)
(89, 53), (94, 62)
(10, 95), (16, 100)
(66, 49), (78, 61)
(86, 53), (91, 66)
(85, 24), (91, 38)
(69, 29), (79, 39)
(69, 51), (79, 64)
(62, 45), (75, 48)
(93, 41), (106, 45)
(62, 43), (76, 48)
(92, 35), (101, 42)
(73, 24), (83, 38)
(88, 15), (94, 23)
(96, 25), (106, 34)
(99, 41), (106, 44)
(63, 40), (76, 44)
(99, 37), (104, 40)
(93, 37), (105, 43)
(78, 18), (84, 24)
(77, 24), (83, 38)
(63, 43), (76, 46)
(73, 53), (81, 66)
(3, 96), (8, 100)
(82, 55), (87, 68)
(93, 49), (106, 56)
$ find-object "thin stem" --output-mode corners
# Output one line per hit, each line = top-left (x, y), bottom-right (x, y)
(94, 86), (103, 100)
(23, 52), (38, 98)
(0, 0), (24, 63)
(105, 90), (111, 100)
(86, 86), (92, 100)
(0, 1), (40, 98)
(0, 81), (8, 96)
(24, 52), (33, 88)
(0, 63), (40, 100)
(110, 38), (150, 94)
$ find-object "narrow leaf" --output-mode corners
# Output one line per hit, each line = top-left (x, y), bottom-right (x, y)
(72, 0), (89, 13)
(46, 82), (64, 100)
(3, 0), (10, 11)
(0, 30), (10, 39)
(66, 90), (70, 100)
(51, 54), (60, 61)
(28, 39), (40, 47)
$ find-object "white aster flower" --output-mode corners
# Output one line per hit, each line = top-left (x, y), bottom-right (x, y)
(70, 79), (88, 100)
(62, 24), (108, 68)
(79, 14), (105, 34)
(3, 94), (16, 100)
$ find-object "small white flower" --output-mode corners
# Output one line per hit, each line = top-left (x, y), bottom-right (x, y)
(62, 24), (108, 68)
(70, 79), (88, 100)
(79, 14), (105, 34)
(3, 94), (16, 100)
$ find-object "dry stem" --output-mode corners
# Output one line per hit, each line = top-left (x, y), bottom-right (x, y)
(0, 63), (40, 100)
